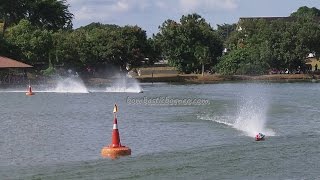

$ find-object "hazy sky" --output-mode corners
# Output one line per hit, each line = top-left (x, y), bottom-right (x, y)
(66, 0), (320, 36)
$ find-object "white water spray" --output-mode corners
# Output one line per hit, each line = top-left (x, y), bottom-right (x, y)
(105, 74), (142, 93)
(233, 84), (275, 136)
(199, 84), (275, 137)
(52, 77), (89, 93)
(233, 96), (274, 136)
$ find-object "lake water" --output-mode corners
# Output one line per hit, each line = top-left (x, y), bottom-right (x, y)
(1, 81), (320, 179)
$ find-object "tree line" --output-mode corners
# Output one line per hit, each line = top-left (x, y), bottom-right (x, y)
(217, 6), (320, 75)
(1, 1), (320, 76)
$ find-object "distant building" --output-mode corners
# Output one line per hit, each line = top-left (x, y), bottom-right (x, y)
(236, 16), (320, 31)
(237, 17), (295, 31)
(0, 56), (33, 84)
(0, 56), (32, 68)
(237, 17), (320, 72)
(305, 53), (320, 71)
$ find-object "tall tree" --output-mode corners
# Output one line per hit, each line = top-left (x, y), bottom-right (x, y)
(27, 0), (73, 30)
(55, 23), (150, 72)
(156, 13), (223, 73)
(6, 19), (53, 66)
(217, 5), (320, 76)
(145, 37), (162, 65)
(194, 45), (210, 76)
(0, 0), (27, 34)
(290, 6), (320, 17)
(0, 34), (12, 56)
(0, 0), (73, 33)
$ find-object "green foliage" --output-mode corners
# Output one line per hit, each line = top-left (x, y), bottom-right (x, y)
(216, 47), (269, 75)
(0, 0), (73, 31)
(145, 37), (162, 65)
(290, 6), (320, 17)
(217, 7), (320, 75)
(2, 4), (320, 77)
(0, 0), (26, 30)
(156, 13), (223, 73)
(49, 23), (155, 72)
(216, 48), (248, 75)
(0, 34), (10, 56)
(78, 22), (119, 32)
(217, 23), (237, 43)
(6, 19), (53, 66)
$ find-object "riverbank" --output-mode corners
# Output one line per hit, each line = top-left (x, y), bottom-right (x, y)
(1, 74), (317, 87)
(133, 74), (319, 83)
(81, 73), (320, 86)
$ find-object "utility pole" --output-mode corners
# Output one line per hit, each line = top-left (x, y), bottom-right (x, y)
(202, 62), (204, 77)
(202, 47), (208, 77)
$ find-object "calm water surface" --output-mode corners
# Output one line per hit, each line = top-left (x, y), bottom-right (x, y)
(1, 82), (320, 179)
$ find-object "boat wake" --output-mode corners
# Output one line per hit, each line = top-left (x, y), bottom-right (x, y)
(198, 114), (275, 137)
(198, 115), (234, 127)
(105, 86), (142, 93)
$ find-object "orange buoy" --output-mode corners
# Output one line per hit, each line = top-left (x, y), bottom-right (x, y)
(26, 85), (35, 96)
(101, 104), (131, 159)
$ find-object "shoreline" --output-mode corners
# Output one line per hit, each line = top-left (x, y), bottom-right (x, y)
(133, 74), (319, 84)
(1, 74), (318, 88)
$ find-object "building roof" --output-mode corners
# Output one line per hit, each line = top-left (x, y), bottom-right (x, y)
(237, 16), (320, 31)
(239, 17), (294, 21)
(238, 16), (320, 23)
(0, 56), (32, 68)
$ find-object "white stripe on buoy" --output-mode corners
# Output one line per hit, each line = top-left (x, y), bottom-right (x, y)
(113, 124), (118, 129)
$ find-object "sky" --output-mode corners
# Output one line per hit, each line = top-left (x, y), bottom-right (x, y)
(66, 0), (320, 36)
